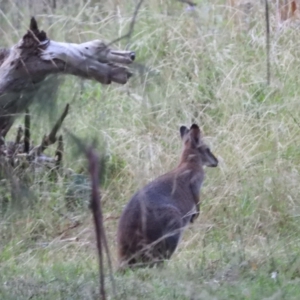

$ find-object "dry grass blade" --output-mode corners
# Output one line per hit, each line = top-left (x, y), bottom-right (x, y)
(107, 0), (145, 47)
(2, 1), (300, 299)
(45, 104), (69, 150)
(288, 111), (300, 129)
(265, 0), (270, 85)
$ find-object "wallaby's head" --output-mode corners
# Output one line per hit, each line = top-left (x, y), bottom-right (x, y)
(179, 124), (218, 167)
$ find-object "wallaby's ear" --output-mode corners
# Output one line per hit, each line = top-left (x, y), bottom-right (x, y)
(199, 147), (218, 167)
(190, 124), (199, 130)
(180, 126), (189, 139)
(189, 124), (201, 145)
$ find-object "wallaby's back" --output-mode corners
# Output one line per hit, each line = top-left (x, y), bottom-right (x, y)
(117, 124), (218, 268)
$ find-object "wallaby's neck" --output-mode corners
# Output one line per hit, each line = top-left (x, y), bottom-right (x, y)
(178, 148), (203, 171)
(174, 149), (205, 201)
(176, 160), (205, 186)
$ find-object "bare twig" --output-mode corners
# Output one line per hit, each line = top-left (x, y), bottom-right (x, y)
(107, 0), (145, 47)
(288, 111), (300, 129)
(55, 135), (63, 169)
(178, 0), (196, 7)
(265, 0), (270, 85)
(67, 131), (116, 299)
(32, 103), (69, 156)
(44, 104), (69, 151)
(86, 147), (106, 299)
(6, 125), (24, 165)
(57, 220), (81, 237)
(15, 125), (23, 145)
(24, 109), (30, 154)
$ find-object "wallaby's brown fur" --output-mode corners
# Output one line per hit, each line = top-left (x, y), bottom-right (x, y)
(117, 124), (218, 269)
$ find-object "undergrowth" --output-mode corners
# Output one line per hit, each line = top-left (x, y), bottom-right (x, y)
(1, 0), (300, 299)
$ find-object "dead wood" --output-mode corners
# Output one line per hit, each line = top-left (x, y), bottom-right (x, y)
(1, 104), (69, 174)
(28, 103), (69, 163)
(0, 17), (135, 135)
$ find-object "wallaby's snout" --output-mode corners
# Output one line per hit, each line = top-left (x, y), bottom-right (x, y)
(197, 144), (218, 167)
(117, 123), (218, 269)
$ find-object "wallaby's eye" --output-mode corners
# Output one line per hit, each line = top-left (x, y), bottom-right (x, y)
(201, 147), (212, 157)
(204, 148), (211, 154)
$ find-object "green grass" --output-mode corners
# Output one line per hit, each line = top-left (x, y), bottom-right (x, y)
(1, 0), (300, 299)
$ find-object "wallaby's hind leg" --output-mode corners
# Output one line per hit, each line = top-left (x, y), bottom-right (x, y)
(150, 208), (183, 261)
(118, 205), (183, 269)
(139, 227), (181, 267)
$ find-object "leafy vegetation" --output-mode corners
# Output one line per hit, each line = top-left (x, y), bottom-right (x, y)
(1, 1), (300, 299)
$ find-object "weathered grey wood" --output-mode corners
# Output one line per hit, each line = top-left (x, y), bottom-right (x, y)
(0, 17), (135, 136)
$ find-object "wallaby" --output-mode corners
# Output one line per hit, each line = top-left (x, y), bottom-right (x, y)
(117, 124), (218, 268)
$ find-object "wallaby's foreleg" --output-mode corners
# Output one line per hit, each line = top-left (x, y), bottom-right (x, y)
(190, 202), (200, 223)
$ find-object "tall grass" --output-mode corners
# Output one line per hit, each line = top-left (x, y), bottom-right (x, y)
(1, 1), (300, 299)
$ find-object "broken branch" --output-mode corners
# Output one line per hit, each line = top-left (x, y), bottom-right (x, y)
(55, 135), (63, 169)
(15, 125), (23, 145)
(30, 103), (69, 156)
(0, 17), (135, 133)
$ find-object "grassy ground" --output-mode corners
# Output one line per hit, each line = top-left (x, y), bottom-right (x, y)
(1, 0), (300, 299)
